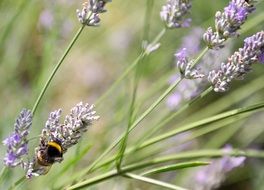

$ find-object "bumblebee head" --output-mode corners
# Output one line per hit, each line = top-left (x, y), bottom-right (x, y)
(37, 141), (63, 166)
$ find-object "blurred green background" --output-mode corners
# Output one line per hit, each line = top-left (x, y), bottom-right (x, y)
(1, 0), (264, 189)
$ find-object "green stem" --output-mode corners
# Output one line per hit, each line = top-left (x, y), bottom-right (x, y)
(116, 51), (142, 170)
(124, 173), (189, 190)
(66, 149), (264, 189)
(192, 47), (208, 67)
(31, 25), (85, 115)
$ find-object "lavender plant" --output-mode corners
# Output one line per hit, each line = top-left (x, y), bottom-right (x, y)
(1, 0), (264, 190)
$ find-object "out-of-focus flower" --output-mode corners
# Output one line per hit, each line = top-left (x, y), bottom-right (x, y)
(192, 145), (246, 190)
(203, 0), (256, 49)
(208, 31), (264, 92)
(27, 102), (99, 177)
(160, 0), (192, 29)
(3, 109), (32, 167)
(76, 0), (111, 26)
(39, 10), (54, 30)
(38, 1), (74, 38)
(180, 27), (204, 55)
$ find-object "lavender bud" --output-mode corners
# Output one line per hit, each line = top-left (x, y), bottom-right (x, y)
(175, 48), (204, 79)
(160, 0), (192, 29)
(208, 31), (264, 92)
(203, 0), (256, 49)
(3, 109), (32, 167)
(76, 0), (111, 26)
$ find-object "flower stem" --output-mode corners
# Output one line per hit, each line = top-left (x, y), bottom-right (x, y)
(31, 25), (85, 115)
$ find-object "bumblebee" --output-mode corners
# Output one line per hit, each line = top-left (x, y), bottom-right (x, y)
(32, 140), (64, 175)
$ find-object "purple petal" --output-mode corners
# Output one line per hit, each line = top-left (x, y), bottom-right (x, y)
(4, 152), (18, 167)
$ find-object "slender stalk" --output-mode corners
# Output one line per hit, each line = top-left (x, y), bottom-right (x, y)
(192, 47), (208, 67)
(116, 52), (141, 170)
(66, 149), (264, 189)
(31, 25), (85, 115)
(124, 173), (189, 190)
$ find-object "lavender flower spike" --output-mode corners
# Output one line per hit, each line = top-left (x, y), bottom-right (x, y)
(203, 0), (256, 49)
(3, 109), (33, 167)
(208, 31), (264, 92)
(76, 0), (111, 26)
(160, 0), (192, 29)
(175, 48), (204, 79)
(39, 102), (99, 154)
(29, 102), (99, 176)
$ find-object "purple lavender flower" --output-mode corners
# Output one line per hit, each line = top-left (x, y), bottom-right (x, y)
(192, 146), (246, 190)
(76, 0), (111, 26)
(160, 0), (192, 29)
(3, 109), (32, 167)
(29, 102), (99, 176)
(203, 0), (256, 49)
(208, 31), (264, 92)
(175, 48), (204, 79)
